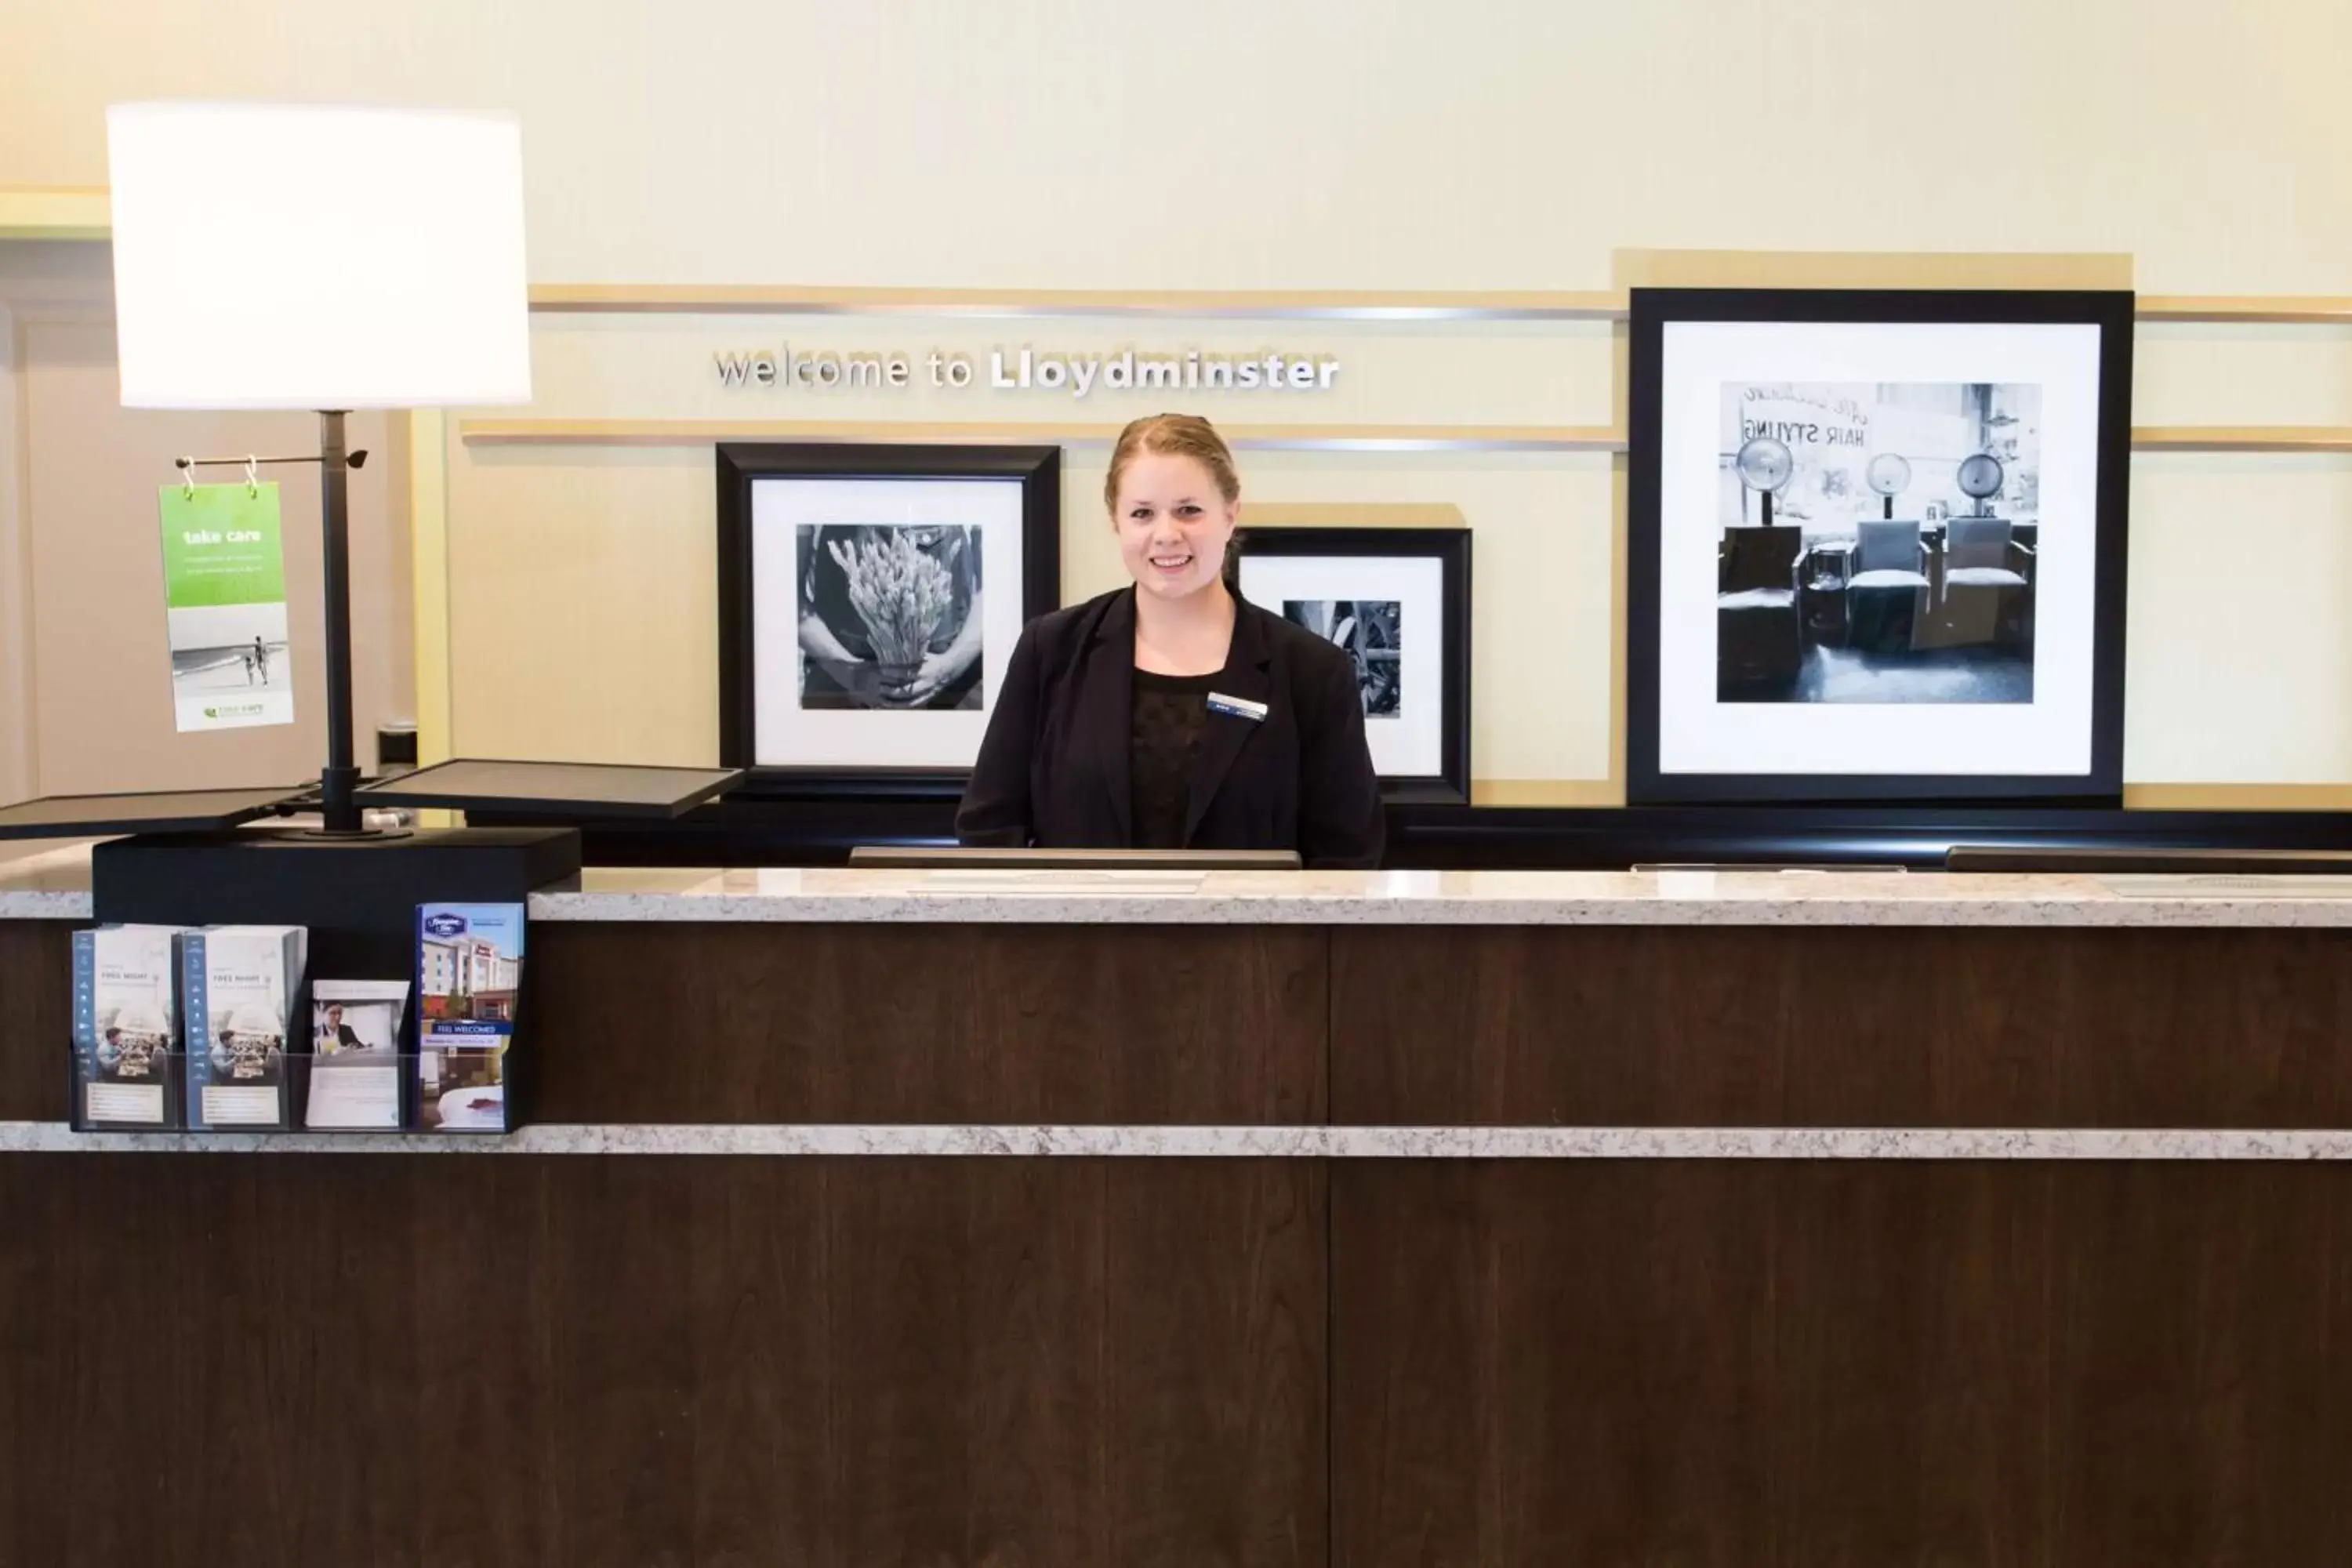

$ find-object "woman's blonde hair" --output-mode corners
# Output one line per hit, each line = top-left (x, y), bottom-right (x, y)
(1104, 413), (1241, 514)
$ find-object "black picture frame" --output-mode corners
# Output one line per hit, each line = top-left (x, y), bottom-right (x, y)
(717, 442), (1061, 796)
(1233, 524), (1472, 805)
(1626, 286), (2133, 805)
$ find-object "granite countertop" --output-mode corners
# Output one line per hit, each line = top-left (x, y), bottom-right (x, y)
(5, 1123), (2352, 1160)
(0, 844), (107, 920)
(13, 844), (2352, 927)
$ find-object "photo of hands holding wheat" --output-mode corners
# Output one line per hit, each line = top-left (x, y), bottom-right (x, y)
(796, 523), (986, 711)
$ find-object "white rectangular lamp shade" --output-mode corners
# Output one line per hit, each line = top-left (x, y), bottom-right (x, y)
(107, 102), (532, 409)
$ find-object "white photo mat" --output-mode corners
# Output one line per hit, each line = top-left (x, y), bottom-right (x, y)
(750, 476), (1028, 768)
(1657, 318), (2104, 779)
(1236, 553), (1446, 779)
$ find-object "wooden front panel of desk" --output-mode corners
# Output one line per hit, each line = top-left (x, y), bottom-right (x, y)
(1331, 1160), (2352, 1567)
(8, 918), (2352, 1566)
(1330, 924), (2352, 1127)
(526, 922), (1330, 1126)
(0, 1152), (1326, 1568)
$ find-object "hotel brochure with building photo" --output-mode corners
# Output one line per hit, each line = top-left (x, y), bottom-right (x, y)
(416, 903), (524, 1133)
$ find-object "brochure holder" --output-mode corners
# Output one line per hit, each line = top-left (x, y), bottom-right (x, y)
(71, 1052), (186, 1134)
(81, 830), (558, 1139)
(74, 998), (532, 1138)
(293, 1051), (523, 1136)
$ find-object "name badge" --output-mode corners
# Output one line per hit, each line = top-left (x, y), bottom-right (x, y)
(1207, 691), (1268, 723)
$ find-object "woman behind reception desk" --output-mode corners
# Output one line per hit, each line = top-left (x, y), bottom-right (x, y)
(956, 414), (1385, 867)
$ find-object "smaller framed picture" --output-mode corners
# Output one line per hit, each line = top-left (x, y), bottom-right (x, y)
(1234, 525), (1472, 804)
(718, 443), (1061, 792)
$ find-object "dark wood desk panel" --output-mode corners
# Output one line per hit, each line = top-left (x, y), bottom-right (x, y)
(530, 923), (1329, 1125)
(1332, 926), (2352, 1127)
(0, 921), (71, 1122)
(1334, 1160), (2352, 1568)
(1330, 1161), (1778, 1565)
(0, 1154), (1325, 1568)
(2049, 1162), (2352, 1564)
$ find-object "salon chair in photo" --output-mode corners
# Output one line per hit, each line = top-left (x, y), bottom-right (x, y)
(1846, 519), (1932, 655)
(1940, 515), (2034, 649)
(1716, 524), (1804, 692)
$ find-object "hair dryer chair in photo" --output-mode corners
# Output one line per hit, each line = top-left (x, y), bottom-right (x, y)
(1716, 524), (1804, 691)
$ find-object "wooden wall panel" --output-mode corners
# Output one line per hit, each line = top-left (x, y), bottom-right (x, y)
(1332, 927), (2352, 1127)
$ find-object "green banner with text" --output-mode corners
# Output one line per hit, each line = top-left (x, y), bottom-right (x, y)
(157, 483), (294, 731)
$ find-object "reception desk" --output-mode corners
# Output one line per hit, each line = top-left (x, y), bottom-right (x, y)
(5, 853), (2351, 1565)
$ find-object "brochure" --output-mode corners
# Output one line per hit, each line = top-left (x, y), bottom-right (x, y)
(416, 903), (524, 1133)
(156, 481), (296, 733)
(306, 980), (411, 1131)
(181, 926), (307, 1130)
(72, 925), (184, 1129)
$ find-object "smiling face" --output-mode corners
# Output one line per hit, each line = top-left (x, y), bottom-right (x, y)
(1114, 450), (1238, 603)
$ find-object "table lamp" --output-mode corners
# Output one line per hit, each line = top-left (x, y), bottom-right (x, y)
(107, 101), (532, 834)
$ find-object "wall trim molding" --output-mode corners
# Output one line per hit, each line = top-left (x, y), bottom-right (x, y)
(5, 195), (2346, 326)
(522, 283), (2352, 325)
(459, 418), (1625, 452)
(510, 284), (2352, 325)
(2132, 426), (2352, 454)
(0, 186), (108, 241)
(458, 417), (2352, 457)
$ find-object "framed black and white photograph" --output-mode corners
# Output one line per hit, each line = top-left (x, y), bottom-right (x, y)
(1233, 524), (1471, 803)
(1627, 288), (2132, 804)
(718, 443), (1060, 789)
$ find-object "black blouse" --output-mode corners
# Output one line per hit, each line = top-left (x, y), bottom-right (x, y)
(1129, 668), (1217, 848)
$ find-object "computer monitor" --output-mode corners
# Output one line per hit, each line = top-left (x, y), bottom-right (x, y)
(1946, 846), (2352, 875)
(848, 845), (1304, 872)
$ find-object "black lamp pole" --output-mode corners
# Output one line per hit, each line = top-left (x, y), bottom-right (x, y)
(172, 426), (372, 833)
(316, 409), (361, 833)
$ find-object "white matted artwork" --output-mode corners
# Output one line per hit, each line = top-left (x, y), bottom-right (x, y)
(748, 477), (1029, 769)
(1628, 290), (2131, 804)
(1233, 526), (1472, 799)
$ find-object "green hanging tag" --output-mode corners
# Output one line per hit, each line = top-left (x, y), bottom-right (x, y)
(157, 481), (295, 732)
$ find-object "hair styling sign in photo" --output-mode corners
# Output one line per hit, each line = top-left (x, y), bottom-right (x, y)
(1627, 289), (2132, 804)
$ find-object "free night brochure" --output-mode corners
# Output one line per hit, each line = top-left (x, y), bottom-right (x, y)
(182, 926), (307, 1130)
(156, 481), (296, 733)
(416, 903), (524, 1133)
(73, 925), (184, 1129)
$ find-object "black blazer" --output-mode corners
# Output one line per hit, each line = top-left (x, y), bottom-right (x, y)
(956, 588), (1385, 868)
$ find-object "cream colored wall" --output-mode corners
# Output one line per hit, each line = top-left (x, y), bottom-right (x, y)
(8, 2), (2347, 291)
(448, 314), (1620, 782)
(0, 243), (408, 803)
(5, 0), (2351, 797)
